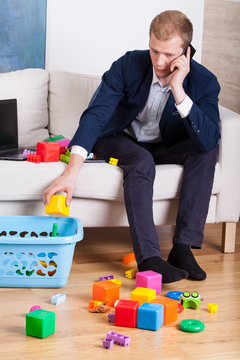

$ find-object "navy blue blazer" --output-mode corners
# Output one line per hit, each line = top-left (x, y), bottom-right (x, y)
(69, 50), (221, 153)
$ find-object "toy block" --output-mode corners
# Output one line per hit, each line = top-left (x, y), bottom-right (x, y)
(109, 157), (119, 166)
(88, 300), (102, 309)
(208, 303), (218, 313)
(103, 338), (114, 349)
(51, 293), (66, 305)
(27, 153), (41, 163)
(60, 154), (70, 164)
(106, 331), (131, 346)
(99, 274), (114, 281)
(36, 142), (60, 162)
(109, 279), (122, 286)
(136, 270), (162, 294)
(54, 138), (70, 147)
(125, 268), (138, 279)
(26, 309), (55, 338)
(30, 305), (41, 312)
(122, 252), (135, 264)
(130, 287), (156, 306)
(46, 135), (65, 142)
(45, 194), (70, 217)
(22, 149), (36, 158)
(108, 312), (115, 322)
(152, 296), (178, 324)
(92, 280), (120, 306)
(115, 299), (139, 328)
(180, 291), (200, 310)
(137, 302), (164, 331)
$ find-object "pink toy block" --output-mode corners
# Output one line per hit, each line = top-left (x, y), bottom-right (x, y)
(103, 338), (114, 349)
(136, 270), (162, 294)
(55, 138), (70, 148)
(106, 331), (131, 346)
(30, 305), (41, 312)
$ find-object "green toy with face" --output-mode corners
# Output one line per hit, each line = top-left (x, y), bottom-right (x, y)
(180, 291), (200, 310)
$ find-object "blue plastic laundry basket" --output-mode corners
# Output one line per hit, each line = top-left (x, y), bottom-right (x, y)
(0, 216), (83, 288)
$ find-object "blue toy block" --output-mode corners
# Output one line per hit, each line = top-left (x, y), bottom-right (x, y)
(137, 302), (164, 331)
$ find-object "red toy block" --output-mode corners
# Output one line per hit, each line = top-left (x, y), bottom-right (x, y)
(152, 296), (178, 325)
(36, 142), (60, 162)
(92, 280), (120, 306)
(27, 154), (41, 163)
(115, 300), (139, 328)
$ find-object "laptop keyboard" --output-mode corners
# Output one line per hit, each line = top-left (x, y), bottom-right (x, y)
(0, 148), (25, 156)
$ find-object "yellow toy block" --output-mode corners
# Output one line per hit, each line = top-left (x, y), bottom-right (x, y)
(88, 300), (102, 309)
(109, 157), (119, 166)
(109, 279), (122, 286)
(125, 269), (138, 279)
(45, 194), (70, 217)
(130, 287), (156, 306)
(208, 303), (218, 313)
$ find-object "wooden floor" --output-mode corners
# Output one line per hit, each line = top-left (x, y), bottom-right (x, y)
(1, 222), (240, 360)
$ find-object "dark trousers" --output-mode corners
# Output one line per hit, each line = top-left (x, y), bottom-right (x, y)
(93, 132), (217, 264)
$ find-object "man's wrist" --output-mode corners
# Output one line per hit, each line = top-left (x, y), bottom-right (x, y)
(171, 85), (186, 105)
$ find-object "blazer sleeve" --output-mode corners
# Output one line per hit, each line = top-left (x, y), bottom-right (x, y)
(69, 55), (127, 152)
(182, 74), (221, 152)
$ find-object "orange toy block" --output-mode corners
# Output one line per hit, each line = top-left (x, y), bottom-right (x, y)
(92, 280), (120, 306)
(122, 252), (136, 264)
(36, 142), (60, 162)
(152, 296), (178, 325)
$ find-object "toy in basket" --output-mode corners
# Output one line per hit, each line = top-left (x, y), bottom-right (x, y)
(0, 215), (83, 288)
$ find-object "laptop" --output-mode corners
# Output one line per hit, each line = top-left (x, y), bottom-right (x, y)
(0, 98), (34, 161)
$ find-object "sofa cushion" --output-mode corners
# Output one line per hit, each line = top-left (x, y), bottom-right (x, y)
(0, 69), (49, 147)
(0, 161), (221, 202)
(48, 71), (101, 140)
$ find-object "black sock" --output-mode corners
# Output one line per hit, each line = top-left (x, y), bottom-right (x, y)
(167, 244), (206, 280)
(138, 256), (188, 283)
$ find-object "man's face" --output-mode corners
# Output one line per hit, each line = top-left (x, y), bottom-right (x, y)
(149, 34), (185, 80)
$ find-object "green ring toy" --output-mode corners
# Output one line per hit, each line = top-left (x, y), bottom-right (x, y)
(179, 319), (205, 333)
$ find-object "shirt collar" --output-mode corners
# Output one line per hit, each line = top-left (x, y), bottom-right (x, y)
(152, 67), (171, 92)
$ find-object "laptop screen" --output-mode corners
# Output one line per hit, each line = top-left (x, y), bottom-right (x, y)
(0, 99), (18, 151)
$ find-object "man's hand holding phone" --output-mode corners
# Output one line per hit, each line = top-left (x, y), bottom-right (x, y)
(169, 45), (191, 105)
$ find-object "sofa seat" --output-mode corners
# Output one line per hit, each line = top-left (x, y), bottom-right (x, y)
(0, 159), (221, 202)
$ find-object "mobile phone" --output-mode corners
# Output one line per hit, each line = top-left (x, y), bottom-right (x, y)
(182, 43), (196, 59)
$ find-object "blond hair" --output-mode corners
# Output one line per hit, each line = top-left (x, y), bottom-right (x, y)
(150, 10), (193, 47)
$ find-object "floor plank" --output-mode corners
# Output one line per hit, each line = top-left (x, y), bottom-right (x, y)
(0, 223), (240, 359)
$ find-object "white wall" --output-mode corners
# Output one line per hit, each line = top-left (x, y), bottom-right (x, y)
(46, 0), (204, 76)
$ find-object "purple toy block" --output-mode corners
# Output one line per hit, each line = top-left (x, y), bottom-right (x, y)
(108, 312), (115, 322)
(106, 331), (131, 347)
(99, 274), (114, 281)
(103, 338), (114, 349)
(136, 270), (162, 294)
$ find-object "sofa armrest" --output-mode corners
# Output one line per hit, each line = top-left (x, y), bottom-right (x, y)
(216, 105), (240, 222)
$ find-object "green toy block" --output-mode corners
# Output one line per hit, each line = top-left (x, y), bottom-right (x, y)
(46, 135), (65, 142)
(26, 309), (55, 338)
(60, 154), (70, 164)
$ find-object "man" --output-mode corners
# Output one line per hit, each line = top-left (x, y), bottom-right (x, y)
(44, 10), (220, 283)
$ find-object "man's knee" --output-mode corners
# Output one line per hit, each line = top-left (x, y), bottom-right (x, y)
(121, 150), (156, 180)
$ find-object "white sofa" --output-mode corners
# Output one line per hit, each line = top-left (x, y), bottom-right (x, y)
(0, 69), (239, 252)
